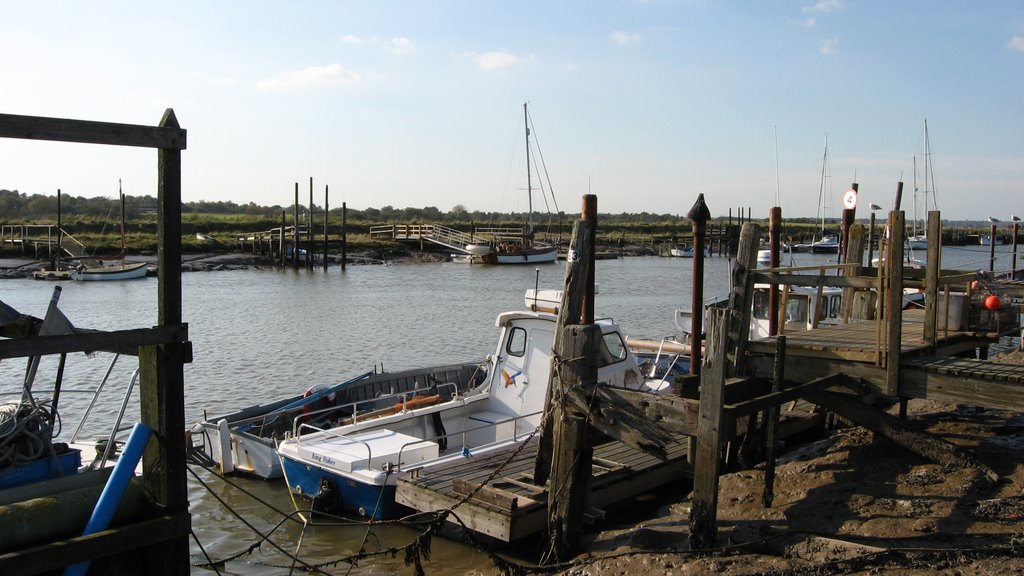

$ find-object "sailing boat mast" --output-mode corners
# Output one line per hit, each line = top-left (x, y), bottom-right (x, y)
(817, 134), (830, 239)
(119, 179), (126, 266)
(524, 102), (533, 234)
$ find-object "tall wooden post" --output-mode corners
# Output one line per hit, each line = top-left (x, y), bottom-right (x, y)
(582, 194), (596, 323)
(307, 177), (314, 270)
(768, 206), (782, 336)
(341, 202), (347, 271)
(146, 108), (189, 575)
(726, 223), (760, 377)
(533, 218), (593, 487)
(688, 307), (732, 549)
(323, 184), (329, 270)
(293, 183), (299, 268)
(885, 211), (905, 396)
(56, 189), (62, 270)
(279, 210), (286, 266)
(839, 183), (858, 264)
(1012, 218), (1019, 278)
(989, 219), (998, 273)
(923, 212), (942, 345)
(688, 194), (711, 374)
(543, 324), (599, 564)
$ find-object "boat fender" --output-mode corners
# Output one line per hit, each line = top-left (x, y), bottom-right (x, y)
(311, 477), (340, 515)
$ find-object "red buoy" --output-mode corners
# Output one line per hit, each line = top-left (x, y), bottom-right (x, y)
(985, 295), (1002, 310)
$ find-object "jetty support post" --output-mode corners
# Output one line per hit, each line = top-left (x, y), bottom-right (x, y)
(839, 183), (858, 264)
(307, 177), (314, 270)
(726, 223), (760, 377)
(323, 184), (329, 271)
(543, 324), (600, 564)
(762, 335), (785, 508)
(768, 206), (782, 336)
(989, 218), (998, 273)
(533, 214), (593, 488)
(923, 211), (942, 346)
(292, 183), (299, 268)
(840, 224), (865, 323)
(884, 211), (906, 396)
(342, 202), (348, 271)
(688, 194), (711, 374)
(688, 307), (732, 549)
(142, 108), (191, 576)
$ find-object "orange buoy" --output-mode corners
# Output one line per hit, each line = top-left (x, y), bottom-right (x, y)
(985, 295), (1002, 310)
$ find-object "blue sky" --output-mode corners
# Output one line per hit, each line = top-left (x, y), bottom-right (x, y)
(1, 1), (1021, 221)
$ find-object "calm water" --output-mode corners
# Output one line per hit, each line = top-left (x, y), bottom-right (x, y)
(0, 244), (1017, 574)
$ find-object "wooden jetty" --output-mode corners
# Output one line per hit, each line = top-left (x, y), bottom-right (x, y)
(0, 111), (191, 575)
(392, 202), (1022, 563)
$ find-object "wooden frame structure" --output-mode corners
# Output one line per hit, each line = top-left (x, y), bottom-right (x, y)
(0, 111), (191, 575)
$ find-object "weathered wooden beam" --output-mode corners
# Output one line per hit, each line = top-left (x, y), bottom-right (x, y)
(0, 325), (188, 359)
(803, 389), (999, 485)
(568, 383), (681, 456)
(0, 513), (190, 575)
(723, 373), (848, 418)
(726, 223), (759, 378)
(689, 307), (731, 549)
(0, 112), (186, 150)
(751, 272), (879, 290)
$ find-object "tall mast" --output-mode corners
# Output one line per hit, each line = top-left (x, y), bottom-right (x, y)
(524, 102), (533, 234)
(119, 178), (126, 264)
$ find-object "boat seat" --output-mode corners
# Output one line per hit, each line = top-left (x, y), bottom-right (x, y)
(467, 410), (514, 424)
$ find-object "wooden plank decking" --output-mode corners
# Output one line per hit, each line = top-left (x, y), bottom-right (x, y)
(395, 400), (825, 542)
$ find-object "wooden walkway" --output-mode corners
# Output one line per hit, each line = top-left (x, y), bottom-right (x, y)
(744, 308), (1024, 411)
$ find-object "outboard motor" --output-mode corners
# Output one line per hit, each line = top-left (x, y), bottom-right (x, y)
(311, 477), (340, 515)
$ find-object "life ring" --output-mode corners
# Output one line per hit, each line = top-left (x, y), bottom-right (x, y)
(302, 384), (333, 414)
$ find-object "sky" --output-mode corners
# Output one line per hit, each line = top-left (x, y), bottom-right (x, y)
(1, 1), (1022, 221)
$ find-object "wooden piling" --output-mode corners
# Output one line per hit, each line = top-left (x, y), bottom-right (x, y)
(292, 183), (299, 268)
(323, 184), (329, 271)
(762, 335), (785, 508)
(924, 212), (942, 346)
(543, 324), (600, 564)
(885, 211), (905, 396)
(688, 307), (732, 549)
(768, 207), (782, 336)
(533, 217), (593, 487)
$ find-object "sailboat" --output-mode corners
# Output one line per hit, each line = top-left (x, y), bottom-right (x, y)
(71, 181), (149, 281)
(480, 103), (558, 265)
(809, 134), (839, 254)
(906, 119), (937, 251)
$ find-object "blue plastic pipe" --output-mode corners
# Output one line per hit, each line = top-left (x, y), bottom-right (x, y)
(64, 422), (153, 576)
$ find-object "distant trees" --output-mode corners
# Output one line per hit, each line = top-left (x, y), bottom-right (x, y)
(0, 188), (692, 227)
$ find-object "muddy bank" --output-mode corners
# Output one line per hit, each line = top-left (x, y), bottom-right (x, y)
(0, 250), (454, 278)
(510, 349), (1024, 576)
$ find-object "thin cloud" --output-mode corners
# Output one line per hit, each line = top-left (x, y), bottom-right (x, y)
(803, 0), (843, 14)
(208, 76), (237, 87)
(795, 17), (817, 28)
(255, 63), (360, 92)
(341, 35), (362, 45)
(611, 31), (641, 45)
(390, 37), (416, 55)
(1010, 36), (1024, 52)
(473, 50), (522, 70)
(820, 36), (839, 55)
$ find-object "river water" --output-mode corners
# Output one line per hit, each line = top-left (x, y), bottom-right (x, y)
(0, 244), (1016, 574)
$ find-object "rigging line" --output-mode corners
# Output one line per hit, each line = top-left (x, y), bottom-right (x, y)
(527, 106), (561, 215)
